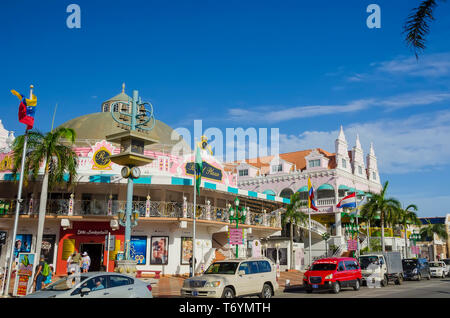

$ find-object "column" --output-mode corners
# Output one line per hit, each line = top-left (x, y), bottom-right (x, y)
(334, 180), (342, 237)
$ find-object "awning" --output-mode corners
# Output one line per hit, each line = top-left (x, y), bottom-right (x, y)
(317, 184), (334, 191)
(297, 186), (308, 192)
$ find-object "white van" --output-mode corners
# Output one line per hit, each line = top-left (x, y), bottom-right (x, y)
(181, 257), (279, 298)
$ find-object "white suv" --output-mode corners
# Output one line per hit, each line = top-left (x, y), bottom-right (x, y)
(429, 261), (449, 278)
(181, 258), (278, 298)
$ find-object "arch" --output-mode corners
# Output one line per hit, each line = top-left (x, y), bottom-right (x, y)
(263, 189), (276, 196)
(279, 188), (294, 199)
(317, 183), (335, 199)
(297, 186), (308, 192)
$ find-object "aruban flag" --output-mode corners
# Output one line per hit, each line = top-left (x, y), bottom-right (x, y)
(307, 177), (318, 211)
(195, 145), (203, 196)
(336, 192), (357, 209)
(11, 89), (37, 130)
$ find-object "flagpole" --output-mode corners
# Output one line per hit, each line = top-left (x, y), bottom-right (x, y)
(192, 144), (197, 277)
(3, 85), (33, 296)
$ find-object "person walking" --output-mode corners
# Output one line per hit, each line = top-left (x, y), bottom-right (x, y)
(81, 252), (91, 273)
(70, 251), (82, 275)
(33, 255), (48, 292)
(43, 264), (53, 288)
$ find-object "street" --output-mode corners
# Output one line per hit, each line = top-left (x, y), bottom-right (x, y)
(276, 278), (450, 298)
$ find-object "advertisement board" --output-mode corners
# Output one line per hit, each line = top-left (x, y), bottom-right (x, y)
(130, 236), (147, 265)
(13, 253), (36, 297)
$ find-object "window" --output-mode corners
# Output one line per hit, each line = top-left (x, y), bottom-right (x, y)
(342, 159), (346, 168)
(257, 261), (272, 273)
(271, 164), (282, 173)
(71, 276), (107, 295)
(238, 262), (251, 274)
(309, 159), (320, 168)
(239, 169), (248, 177)
(113, 104), (119, 112)
(337, 262), (345, 271)
(372, 172), (376, 180)
(358, 166), (362, 174)
(249, 261), (259, 274)
(103, 104), (109, 112)
(344, 260), (358, 270)
(109, 275), (133, 288)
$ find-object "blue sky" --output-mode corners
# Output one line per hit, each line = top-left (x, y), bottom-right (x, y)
(1, 0), (450, 217)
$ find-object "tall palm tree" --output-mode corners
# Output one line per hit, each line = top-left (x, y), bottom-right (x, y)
(282, 192), (308, 270)
(360, 181), (401, 252)
(420, 220), (449, 241)
(396, 204), (421, 258)
(404, 0), (446, 59)
(12, 127), (78, 261)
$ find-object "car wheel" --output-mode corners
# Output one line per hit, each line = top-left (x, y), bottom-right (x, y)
(381, 277), (387, 287)
(259, 284), (273, 299)
(395, 274), (403, 285)
(353, 279), (360, 291)
(442, 273), (445, 279)
(427, 273), (431, 280)
(331, 281), (340, 294)
(222, 287), (235, 298)
(417, 273), (422, 281)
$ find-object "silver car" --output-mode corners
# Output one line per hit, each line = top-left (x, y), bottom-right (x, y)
(25, 272), (152, 298)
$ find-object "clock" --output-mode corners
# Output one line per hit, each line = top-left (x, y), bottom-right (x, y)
(121, 167), (131, 178)
(131, 167), (141, 179)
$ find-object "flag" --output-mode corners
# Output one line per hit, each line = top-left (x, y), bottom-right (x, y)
(336, 192), (357, 209)
(307, 177), (318, 211)
(11, 89), (37, 130)
(195, 145), (203, 196)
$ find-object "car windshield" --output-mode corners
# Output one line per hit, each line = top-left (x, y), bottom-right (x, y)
(429, 262), (441, 267)
(205, 262), (239, 275)
(43, 276), (88, 291)
(402, 259), (418, 270)
(310, 263), (336, 271)
(443, 260), (450, 265)
(359, 256), (379, 269)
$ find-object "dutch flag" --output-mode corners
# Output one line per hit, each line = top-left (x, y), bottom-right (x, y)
(336, 192), (357, 209)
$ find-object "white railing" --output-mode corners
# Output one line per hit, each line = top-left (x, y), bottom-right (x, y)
(310, 219), (327, 234)
(316, 198), (336, 206)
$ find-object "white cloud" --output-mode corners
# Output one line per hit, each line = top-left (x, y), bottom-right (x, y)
(279, 110), (450, 174)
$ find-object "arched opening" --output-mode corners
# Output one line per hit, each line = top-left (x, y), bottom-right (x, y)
(279, 188), (294, 199)
(296, 186), (308, 200)
(317, 183), (335, 199)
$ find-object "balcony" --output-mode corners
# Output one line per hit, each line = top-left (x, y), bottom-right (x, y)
(0, 198), (282, 228)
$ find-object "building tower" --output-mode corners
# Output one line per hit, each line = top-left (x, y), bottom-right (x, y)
(352, 133), (366, 177)
(366, 142), (380, 183)
(335, 126), (351, 173)
(101, 83), (131, 113)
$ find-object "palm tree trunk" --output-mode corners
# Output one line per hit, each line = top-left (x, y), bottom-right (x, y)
(381, 212), (385, 252)
(404, 223), (409, 258)
(290, 222), (294, 270)
(35, 163), (49, 261)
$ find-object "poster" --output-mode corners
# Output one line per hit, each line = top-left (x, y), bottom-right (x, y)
(252, 240), (261, 258)
(14, 234), (32, 258)
(181, 237), (192, 265)
(150, 236), (168, 265)
(13, 253), (36, 297)
(130, 236), (147, 265)
(42, 235), (56, 265)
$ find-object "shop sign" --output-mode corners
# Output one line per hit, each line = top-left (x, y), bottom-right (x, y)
(13, 253), (36, 297)
(61, 239), (75, 260)
(185, 161), (223, 182)
(76, 229), (109, 235)
(91, 141), (114, 170)
(347, 239), (358, 251)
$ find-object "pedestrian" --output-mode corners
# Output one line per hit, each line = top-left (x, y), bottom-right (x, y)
(81, 252), (91, 273)
(33, 255), (47, 292)
(70, 251), (82, 275)
(43, 264), (53, 288)
(67, 252), (74, 275)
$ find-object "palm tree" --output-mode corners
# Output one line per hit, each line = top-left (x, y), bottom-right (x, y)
(12, 127), (78, 261)
(360, 181), (401, 252)
(282, 192), (308, 270)
(420, 220), (448, 241)
(404, 0), (446, 59)
(396, 204), (421, 258)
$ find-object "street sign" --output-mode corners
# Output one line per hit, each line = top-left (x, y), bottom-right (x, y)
(105, 235), (116, 251)
(347, 239), (358, 251)
(229, 229), (243, 245)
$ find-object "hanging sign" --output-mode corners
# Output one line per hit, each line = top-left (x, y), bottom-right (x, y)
(229, 229), (243, 245)
(347, 239), (358, 251)
(185, 161), (223, 182)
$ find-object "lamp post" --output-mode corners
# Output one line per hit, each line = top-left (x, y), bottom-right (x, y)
(344, 215), (359, 258)
(106, 89), (157, 274)
(228, 197), (246, 258)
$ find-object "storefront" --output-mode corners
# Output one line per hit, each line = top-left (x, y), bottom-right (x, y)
(56, 221), (124, 275)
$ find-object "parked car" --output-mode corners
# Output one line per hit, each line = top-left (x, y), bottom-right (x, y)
(442, 259), (450, 277)
(180, 257), (278, 298)
(303, 257), (362, 294)
(24, 272), (152, 298)
(429, 261), (449, 278)
(402, 258), (431, 281)
(359, 252), (403, 287)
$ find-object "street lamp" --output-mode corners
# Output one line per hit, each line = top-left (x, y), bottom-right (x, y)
(229, 197), (246, 258)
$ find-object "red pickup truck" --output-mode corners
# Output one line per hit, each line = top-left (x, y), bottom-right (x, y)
(303, 257), (362, 294)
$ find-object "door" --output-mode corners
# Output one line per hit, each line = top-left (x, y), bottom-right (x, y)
(236, 262), (253, 296)
(70, 275), (109, 298)
(335, 261), (348, 286)
(107, 275), (135, 297)
(80, 243), (104, 271)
